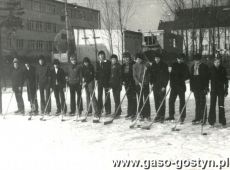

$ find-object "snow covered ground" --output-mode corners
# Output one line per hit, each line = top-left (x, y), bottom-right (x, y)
(0, 85), (230, 170)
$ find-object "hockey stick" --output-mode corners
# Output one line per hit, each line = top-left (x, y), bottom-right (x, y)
(40, 90), (53, 121)
(171, 91), (192, 131)
(130, 87), (154, 129)
(3, 92), (14, 119)
(141, 88), (171, 130)
(129, 68), (146, 128)
(104, 87), (129, 125)
(61, 83), (68, 122)
(81, 82), (98, 122)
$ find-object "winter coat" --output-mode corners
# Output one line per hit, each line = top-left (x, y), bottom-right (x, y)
(67, 64), (82, 85)
(190, 63), (210, 92)
(11, 67), (25, 91)
(170, 62), (190, 92)
(150, 61), (169, 89)
(95, 60), (111, 87)
(50, 67), (66, 88)
(24, 65), (37, 100)
(121, 60), (136, 87)
(209, 65), (228, 94)
(110, 63), (122, 90)
(133, 62), (150, 86)
(36, 64), (51, 88)
(82, 64), (95, 84)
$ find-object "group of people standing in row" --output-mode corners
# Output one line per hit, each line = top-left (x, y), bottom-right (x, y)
(3, 50), (229, 127)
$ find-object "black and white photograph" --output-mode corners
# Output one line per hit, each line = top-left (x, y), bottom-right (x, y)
(0, 0), (230, 170)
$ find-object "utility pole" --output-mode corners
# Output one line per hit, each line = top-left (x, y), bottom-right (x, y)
(64, 0), (70, 59)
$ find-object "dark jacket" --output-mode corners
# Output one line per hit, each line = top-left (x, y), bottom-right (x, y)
(24, 65), (37, 96)
(82, 64), (95, 84)
(150, 61), (169, 89)
(36, 64), (51, 88)
(190, 63), (210, 92)
(50, 67), (66, 88)
(96, 60), (111, 87)
(210, 65), (228, 94)
(67, 64), (82, 85)
(133, 62), (150, 86)
(110, 63), (122, 90)
(12, 67), (24, 91)
(170, 62), (190, 92)
(121, 60), (136, 87)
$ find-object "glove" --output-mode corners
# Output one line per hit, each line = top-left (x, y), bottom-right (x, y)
(161, 87), (166, 92)
(224, 89), (228, 97)
(204, 88), (209, 95)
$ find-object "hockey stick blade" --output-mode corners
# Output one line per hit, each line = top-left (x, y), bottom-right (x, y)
(141, 124), (151, 130)
(93, 119), (100, 123)
(171, 127), (180, 131)
(104, 119), (113, 125)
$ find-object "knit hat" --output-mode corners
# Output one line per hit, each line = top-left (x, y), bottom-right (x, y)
(177, 53), (186, 59)
(38, 55), (45, 61)
(110, 54), (118, 60)
(135, 53), (144, 60)
(53, 59), (60, 65)
(193, 54), (202, 60)
(123, 52), (131, 58)
(83, 57), (91, 63)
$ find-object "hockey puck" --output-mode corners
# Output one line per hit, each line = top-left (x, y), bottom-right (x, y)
(171, 128), (180, 131)
(202, 133), (208, 136)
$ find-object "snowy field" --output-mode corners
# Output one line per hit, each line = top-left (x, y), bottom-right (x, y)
(0, 84), (230, 170)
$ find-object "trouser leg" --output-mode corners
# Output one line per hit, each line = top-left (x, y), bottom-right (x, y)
(112, 88), (121, 116)
(69, 84), (76, 113)
(54, 86), (61, 112)
(169, 89), (177, 118)
(142, 84), (150, 118)
(104, 87), (111, 115)
(208, 93), (217, 125)
(218, 93), (226, 125)
(178, 90), (186, 120)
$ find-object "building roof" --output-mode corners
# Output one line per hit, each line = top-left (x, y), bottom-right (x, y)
(159, 5), (230, 30)
(49, 0), (99, 13)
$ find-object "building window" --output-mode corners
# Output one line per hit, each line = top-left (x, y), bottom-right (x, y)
(16, 39), (24, 49)
(32, 1), (41, 12)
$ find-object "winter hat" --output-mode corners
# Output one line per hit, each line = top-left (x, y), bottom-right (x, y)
(110, 54), (118, 60)
(135, 53), (144, 60)
(83, 57), (91, 63)
(53, 59), (60, 65)
(98, 50), (105, 56)
(193, 54), (202, 61)
(177, 53), (186, 59)
(123, 52), (131, 58)
(38, 55), (45, 61)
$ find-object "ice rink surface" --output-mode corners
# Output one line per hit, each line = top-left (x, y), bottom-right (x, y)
(0, 85), (230, 170)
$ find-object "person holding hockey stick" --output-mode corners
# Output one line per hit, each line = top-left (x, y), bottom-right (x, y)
(36, 55), (52, 115)
(133, 53), (151, 121)
(166, 54), (190, 123)
(50, 59), (67, 116)
(190, 54), (210, 125)
(24, 60), (39, 116)
(96, 50), (111, 116)
(150, 53), (169, 123)
(66, 55), (83, 117)
(109, 54), (122, 119)
(11, 58), (25, 115)
(82, 57), (100, 119)
(121, 52), (137, 119)
(208, 56), (228, 128)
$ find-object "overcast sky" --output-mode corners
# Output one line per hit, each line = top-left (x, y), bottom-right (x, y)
(66, 0), (165, 32)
